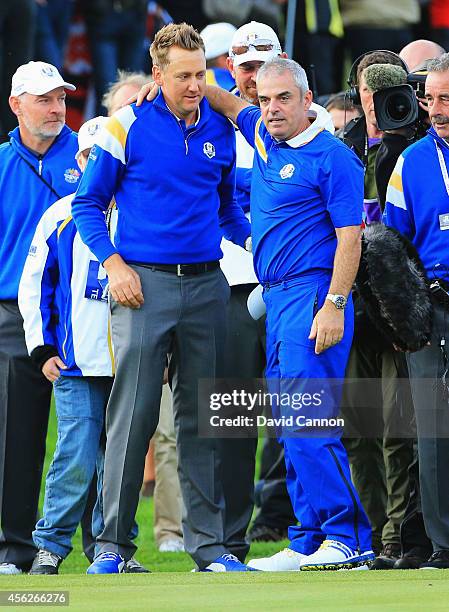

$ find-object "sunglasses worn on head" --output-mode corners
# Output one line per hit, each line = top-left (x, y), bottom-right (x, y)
(231, 40), (275, 55)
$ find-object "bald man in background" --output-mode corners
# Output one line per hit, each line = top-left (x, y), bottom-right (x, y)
(399, 39), (445, 71)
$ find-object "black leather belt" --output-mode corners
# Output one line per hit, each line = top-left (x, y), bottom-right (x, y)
(138, 261), (220, 276)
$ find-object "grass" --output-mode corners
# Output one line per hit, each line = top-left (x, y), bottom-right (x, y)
(2, 404), (449, 611)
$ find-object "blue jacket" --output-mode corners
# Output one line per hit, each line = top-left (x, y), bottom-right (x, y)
(0, 125), (79, 300)
(18, 194), (113, 377)
(384, 127), (449, 278)
(72, 92), (250, 265)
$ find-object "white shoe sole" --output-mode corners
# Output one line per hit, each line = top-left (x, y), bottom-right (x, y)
(301, 553), (375, 571)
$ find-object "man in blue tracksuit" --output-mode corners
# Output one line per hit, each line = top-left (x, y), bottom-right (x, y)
(205, 57), (374, 570)
(72, 23), (252, 574)
(0, 61), (79, 575)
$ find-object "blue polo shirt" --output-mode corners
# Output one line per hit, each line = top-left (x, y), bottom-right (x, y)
(236, 106), (364, 284)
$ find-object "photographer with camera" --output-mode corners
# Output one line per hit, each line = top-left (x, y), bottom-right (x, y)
(340, 50), (415, 569)
(384, 53), (449, 569)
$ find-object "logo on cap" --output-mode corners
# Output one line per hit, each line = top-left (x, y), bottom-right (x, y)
(203, 142), (216, 159)
(41, 66), (55, 78)
(88, 122), (101, 136)
(280, 164), (295, 179)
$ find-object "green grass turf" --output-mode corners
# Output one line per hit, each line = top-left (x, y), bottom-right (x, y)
(2, 402), (448, 611)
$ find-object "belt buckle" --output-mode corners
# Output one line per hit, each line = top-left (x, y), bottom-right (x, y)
(177, 264), (184, 277)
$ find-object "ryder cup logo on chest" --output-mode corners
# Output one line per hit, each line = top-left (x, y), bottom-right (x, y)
(64, 168), (81, 184)
(203, 142), (215, 159)
(279, 163), (295, 179)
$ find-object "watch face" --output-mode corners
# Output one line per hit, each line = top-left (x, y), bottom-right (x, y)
(335, 296), (346, 309)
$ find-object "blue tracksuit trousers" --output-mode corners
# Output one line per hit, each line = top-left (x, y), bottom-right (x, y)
(263, 273), (372, 555)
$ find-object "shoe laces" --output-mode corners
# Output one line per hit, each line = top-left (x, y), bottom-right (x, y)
(126, 557), (142, 569)
(428, 550), (449, 561)
(37, 550), (60, 568)
(221, 554), (240, 563)
(97, 552), (122, 562)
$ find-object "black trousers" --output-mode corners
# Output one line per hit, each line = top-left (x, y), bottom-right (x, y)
(218, 284), (265, 561)
(0, 302), (51, 570)
(407, 302), (449, 551)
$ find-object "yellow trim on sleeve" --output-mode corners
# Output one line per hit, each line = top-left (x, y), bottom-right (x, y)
(105, 116), (127, 150)
(389, 172), (403, 193)
(57, 215), (73, 238)
(254, 116), (268, 163)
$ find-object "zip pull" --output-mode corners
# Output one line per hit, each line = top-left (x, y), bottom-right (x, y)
(38, 159), (43, 176)
(185, 140), (188, 155)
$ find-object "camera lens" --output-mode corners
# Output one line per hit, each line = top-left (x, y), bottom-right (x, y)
(386, 93), (410, 121)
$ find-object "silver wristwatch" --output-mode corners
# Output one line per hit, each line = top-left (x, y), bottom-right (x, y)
(326, 293), (347, 310)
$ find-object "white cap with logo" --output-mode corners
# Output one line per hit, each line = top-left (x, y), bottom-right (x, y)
(76, 116), (107, 160)
(229, 21), (282, 67)
(201, 22), (237, 60)
(11, 61), (76, 97)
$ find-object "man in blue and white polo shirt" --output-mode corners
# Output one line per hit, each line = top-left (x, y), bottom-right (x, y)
(205, 56), (374, 571)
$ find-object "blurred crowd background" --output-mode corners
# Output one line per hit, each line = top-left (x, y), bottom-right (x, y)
(0, 0), (447, 140)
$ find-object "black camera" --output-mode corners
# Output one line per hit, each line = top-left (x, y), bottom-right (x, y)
(373, 68), (428, 133)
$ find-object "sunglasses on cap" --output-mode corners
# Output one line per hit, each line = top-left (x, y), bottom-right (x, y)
(231, 39), (276, 55)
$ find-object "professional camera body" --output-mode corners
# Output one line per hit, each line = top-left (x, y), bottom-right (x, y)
(373, 66), (428, 134)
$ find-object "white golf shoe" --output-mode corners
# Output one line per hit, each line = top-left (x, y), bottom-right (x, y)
(299, 540), (375, 571)
(247, 548), (305, 571)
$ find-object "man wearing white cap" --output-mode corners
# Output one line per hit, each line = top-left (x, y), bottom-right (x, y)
(0, 61), (78, 575)
(200, 22), (237, 90)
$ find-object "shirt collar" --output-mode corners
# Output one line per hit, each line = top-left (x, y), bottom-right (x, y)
(284, 111), (323, 149)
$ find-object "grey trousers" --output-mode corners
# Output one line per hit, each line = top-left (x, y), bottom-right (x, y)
(408, 302), (449, 551)
(0, 301), (52, 570)
(97, 266), (230, 568)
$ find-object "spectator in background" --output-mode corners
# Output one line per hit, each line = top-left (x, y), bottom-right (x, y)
(81, 0), (148, 114)
(201, 22), (236, 90)
(325, 91), (362, 131)
(202, 0), (282, 32)
(0, 0), (36, 141)
(0, 61), (79, 575)
(430, 0), (449, 51)
(35, 0), (74, 70)
(160, 0), (208, 30)
(400, 38), (446, 71)
(340, 0), (420, 62)
(292, 0), (345, 97)
(340, 51), (415, 568)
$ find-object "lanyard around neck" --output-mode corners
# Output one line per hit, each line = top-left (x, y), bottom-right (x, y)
(435, 140), (449, 197)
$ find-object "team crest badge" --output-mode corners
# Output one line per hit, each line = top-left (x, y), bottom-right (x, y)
(64, 168), (81, 184)
(279, 163), (295, 179)
(203, 142), (215, 159)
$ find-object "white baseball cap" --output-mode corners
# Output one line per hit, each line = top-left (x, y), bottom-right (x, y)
(201, 22), (237, 60)
(11, 61), (76, 97)
(229, 21), (282, 67)
(76, 116), (107, 160)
